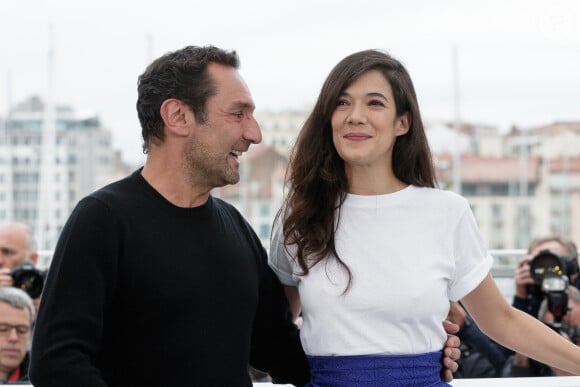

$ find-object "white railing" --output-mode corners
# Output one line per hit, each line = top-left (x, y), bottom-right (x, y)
(285, 378), (580, 386)
(449, 377), (580, 386)
(14, 380), (580, 386)
(488, 249), (524, 302)
(253, 380), (580, 386)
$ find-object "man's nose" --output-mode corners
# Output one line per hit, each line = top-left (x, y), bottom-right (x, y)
(8, 328), (20, 341)
(244, 117), (262, 144)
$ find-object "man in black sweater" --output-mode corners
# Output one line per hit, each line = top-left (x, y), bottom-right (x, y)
(29, 45), (460, 386)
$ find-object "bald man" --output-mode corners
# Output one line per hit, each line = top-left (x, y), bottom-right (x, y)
(0, 223), (40, 309)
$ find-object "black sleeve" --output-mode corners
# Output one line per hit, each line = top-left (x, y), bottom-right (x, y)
(512, 294), (542, 317)
(458, 315), (513, 376)
(249, 263), (310, 385)
(29, 197), (118, 387)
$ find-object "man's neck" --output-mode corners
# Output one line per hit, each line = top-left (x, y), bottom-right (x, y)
(141, 163), (211, 208)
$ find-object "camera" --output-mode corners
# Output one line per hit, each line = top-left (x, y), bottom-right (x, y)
(529, 250), (569, 291)
(10, 259), (45, 299)
(528, 249), (580, 325)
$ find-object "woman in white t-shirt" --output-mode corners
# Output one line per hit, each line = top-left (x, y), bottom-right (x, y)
(269, 49), (580, 386)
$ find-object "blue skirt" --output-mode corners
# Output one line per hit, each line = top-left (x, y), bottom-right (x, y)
(305, 351), (451, 387)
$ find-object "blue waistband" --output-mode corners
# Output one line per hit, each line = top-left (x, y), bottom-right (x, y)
(305, 351), (450, 387)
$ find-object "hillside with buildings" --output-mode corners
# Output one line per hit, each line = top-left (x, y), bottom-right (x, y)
(1, 98), (579, 266)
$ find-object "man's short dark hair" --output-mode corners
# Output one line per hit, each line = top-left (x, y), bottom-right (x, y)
(136, 45), (239, 153)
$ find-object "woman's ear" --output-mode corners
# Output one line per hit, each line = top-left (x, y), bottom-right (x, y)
(396, 112), (411, 136)
(160, 98), (192, 137)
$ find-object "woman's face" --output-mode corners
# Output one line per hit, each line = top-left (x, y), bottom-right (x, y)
(331, 70), (408, 173)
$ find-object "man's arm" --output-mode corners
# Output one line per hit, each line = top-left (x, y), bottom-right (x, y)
(512, 255), (544, 316)
(250, 263), (310, 385)
(29, 198), (116, 387)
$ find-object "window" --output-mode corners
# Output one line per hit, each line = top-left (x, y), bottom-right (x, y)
(259, 224), (271, 240)
(492, 204), (503, 220)
(259, 204), (270, 217)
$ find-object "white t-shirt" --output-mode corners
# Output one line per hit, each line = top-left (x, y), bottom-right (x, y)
(269, 185), (493, 356)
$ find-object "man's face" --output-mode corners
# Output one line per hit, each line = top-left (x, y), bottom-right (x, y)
(0, 226), (30, 269)
(0, 302), (30, 376)
(183, 62), (262, 190)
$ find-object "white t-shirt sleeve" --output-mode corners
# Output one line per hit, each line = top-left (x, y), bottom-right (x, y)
(448, 202), (494, 301)
(268, 218), (299, 286)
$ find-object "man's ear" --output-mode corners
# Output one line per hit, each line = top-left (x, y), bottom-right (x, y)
(160, 99), (192, 137)
(29, 252), (38, 265)
(396, 112), (411, 136)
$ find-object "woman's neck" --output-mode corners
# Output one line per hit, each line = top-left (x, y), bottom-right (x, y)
(346, 165), (407, 195)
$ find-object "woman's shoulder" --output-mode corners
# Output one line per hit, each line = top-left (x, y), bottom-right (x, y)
(409, 185), (470, 208)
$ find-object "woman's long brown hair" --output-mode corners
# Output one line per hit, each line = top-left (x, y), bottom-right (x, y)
(276, 49), (437, 291)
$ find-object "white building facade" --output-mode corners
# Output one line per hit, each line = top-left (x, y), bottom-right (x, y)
(0, 96), (130, 259)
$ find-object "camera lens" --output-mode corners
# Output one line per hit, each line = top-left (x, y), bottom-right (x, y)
(10, 259), (45, 299)
(529, 250), (565, 285)
(13, 272), (44, 299)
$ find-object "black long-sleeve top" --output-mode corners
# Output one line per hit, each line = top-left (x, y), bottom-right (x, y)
(30, 169), (309, 386)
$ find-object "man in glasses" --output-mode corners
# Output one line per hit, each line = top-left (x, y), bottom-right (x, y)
(0, 287), (34, 383)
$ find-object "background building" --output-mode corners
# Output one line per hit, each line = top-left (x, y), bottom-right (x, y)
(0, 96), (131, 266)
(252, 112), (580, 255)
(2, 99), (580, 271)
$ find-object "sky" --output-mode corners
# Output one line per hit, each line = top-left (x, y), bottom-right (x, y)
(1, 0), (579, 164)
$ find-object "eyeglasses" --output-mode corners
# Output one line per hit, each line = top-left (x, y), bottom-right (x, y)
(0, 323), (31, 336)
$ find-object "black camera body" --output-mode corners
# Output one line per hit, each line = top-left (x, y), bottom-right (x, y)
(529, 249), (569, 290)
(10, 259), (45, 299)
(528, 249), (580, 325)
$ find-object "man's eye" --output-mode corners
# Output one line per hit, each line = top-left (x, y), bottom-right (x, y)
(233, 112), (244, 119)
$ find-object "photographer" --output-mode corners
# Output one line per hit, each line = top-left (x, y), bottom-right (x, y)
(510, 235), (579, 376)
(0, 223), (44, 311)
(541, 286), (580, 376)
